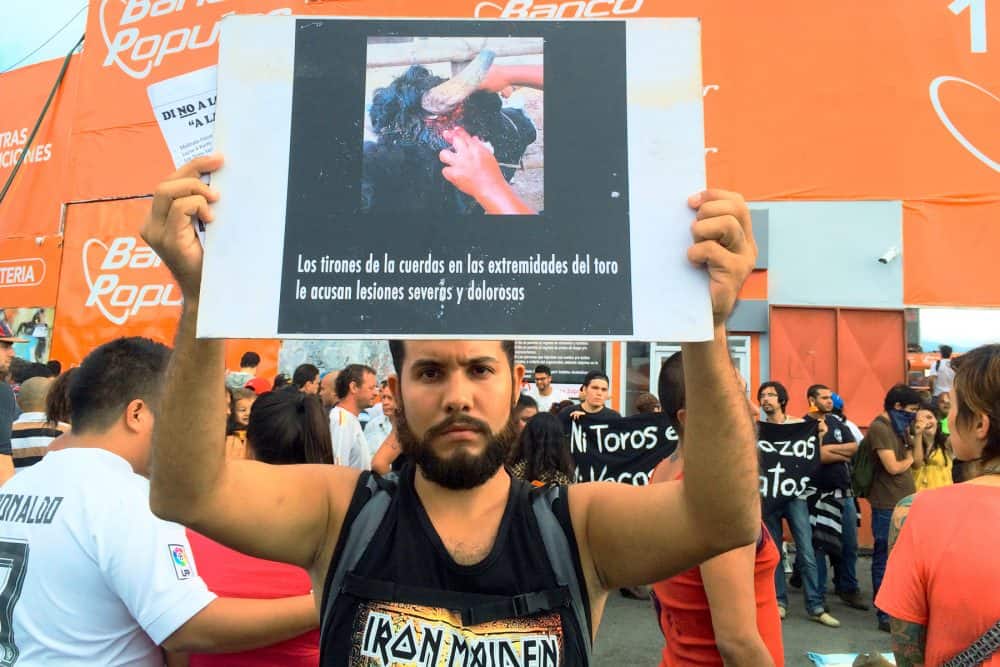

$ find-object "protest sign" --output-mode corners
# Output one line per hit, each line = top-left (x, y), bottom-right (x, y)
(147, 66), (218, 169)
(199, 15), (711, 341)
(569, 413), (678, 486)
(757, 419), (822, 514)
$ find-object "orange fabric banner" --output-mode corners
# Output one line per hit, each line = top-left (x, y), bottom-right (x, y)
(50, 197), (181, 365)
(0, 236), (64, 307)
(50, 197), (282, 371)
(0, 56), (80, 237)
(70, 0), (999, 202)
(903, 200), (1000, 307)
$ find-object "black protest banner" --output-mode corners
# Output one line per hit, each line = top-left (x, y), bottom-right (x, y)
(569, 413), (678, 486)
(758, 419), (822, 515)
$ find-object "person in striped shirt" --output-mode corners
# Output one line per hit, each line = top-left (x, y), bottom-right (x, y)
(11, 376), (67, 473)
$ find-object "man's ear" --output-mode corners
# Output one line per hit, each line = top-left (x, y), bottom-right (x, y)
(677, 407), (687, 429)
(124, 399), (146, 433)
(511, 364), (526, 405)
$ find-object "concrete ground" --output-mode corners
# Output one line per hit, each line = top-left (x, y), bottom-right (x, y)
(592, 555), (893, 666)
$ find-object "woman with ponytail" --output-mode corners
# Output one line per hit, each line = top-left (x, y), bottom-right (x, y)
(183, 390), (333, 666)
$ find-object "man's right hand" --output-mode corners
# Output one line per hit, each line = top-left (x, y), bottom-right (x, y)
(141, 155), (224, 299)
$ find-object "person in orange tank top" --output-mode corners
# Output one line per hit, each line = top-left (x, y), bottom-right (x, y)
(650, 351), (783, 666)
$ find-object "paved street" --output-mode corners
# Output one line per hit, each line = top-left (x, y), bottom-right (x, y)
(592, 555), (893, 666)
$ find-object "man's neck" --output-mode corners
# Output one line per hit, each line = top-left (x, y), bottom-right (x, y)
(415, 465), (510, 520)
(338, 399), (361, 417)
(47, 433), (145, 476)
(764, 410), (787, 424)
(239, 367), (256, 375)
(582, 402), (604, 414)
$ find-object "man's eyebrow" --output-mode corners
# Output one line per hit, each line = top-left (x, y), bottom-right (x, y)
(409, 355), (500, 369)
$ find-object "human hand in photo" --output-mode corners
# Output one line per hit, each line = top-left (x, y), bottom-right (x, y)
(440, 127), (535, 215)
(687, 190), (757, 328)
(141, 154), (224, 299)
(478, 64), (545, 94)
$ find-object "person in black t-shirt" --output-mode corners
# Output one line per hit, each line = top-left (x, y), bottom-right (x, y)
(804, 383), (865, 611)
(557, 370), (622, 434)
(143, 156), (762, 666)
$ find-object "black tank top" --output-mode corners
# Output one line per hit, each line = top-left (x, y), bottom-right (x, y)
(319, 464), (591, 666)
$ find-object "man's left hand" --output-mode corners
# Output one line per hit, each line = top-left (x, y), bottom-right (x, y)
(687, 190), (757, 328)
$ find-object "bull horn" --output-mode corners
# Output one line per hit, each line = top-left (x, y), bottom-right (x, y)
(421, 50), (496, 114)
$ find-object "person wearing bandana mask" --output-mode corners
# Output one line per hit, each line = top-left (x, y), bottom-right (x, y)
(862, 383), (922, 632)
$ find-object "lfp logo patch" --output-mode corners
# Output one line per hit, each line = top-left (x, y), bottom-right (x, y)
(168, 544), (193, 580)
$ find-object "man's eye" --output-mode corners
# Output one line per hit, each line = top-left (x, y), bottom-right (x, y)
(471, 365), (494, 377)
(419, 368), (441, 380)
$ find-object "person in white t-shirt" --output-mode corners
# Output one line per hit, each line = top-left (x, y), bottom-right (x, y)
(330, 363), (379, 469)
(0, 337), (317, 666)
(523, 364), (558, 413)
(928, 344), (955, 398)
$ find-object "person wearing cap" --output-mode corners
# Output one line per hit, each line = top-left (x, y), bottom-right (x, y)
(0, 321), (28, 484)
(831, 393), (864, 445)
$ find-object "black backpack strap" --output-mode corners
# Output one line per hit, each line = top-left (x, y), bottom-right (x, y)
(531, 485), (592, 664)
(341, 573), (572, 626)
(319, 472), (397, 642)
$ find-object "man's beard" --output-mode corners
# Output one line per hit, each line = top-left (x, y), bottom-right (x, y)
(394, 406), (519, 490)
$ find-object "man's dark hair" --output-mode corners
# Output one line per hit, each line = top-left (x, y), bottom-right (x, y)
(939, 344), (953, 359)
(807, 384), (830, 401)
(582, 370), (610, 389)
(758, 381), (789, 410)
(516, 394), (538, 412)
(273, 373), (290, 390)
(534, 365), (552, 376)
(46, 360), (62, 376)
(247, 391), (333, 465)
(13, 362), (53, 384)
(69, 337), (171, 434)
(388, 341), (515, 379)
(292, 363), (320, 389)
(951, 344), (1000, 464)
(335, 364), (376, 400)
(657, 352), (685, 435)
(239, 351), (260, 368)
(883, 383), (922, 412)
(633, 392), (661, 415)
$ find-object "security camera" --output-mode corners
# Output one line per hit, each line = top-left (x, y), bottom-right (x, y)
(877, 247), (900, 264)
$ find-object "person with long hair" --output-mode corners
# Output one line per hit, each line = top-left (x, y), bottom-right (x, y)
(877, 344), (1000, 666)
(186, 389), (333, 666)
(44, 366), (75, 428)
(507, 412), (575, 487)
(911, 401), (952, 491)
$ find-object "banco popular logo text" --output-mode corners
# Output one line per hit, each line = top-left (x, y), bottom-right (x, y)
(83, 237), (182, 326)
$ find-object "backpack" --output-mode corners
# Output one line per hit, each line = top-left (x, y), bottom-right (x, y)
(321, 473), (592, 663)
(851, 434), (876, 498)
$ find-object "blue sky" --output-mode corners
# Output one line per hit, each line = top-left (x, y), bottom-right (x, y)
(0, 0), (88, 73)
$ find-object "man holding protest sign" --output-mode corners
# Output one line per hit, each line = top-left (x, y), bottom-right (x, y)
(142, 155), (760, 665)
(557, 370), (621, 433)
(757, 381), (839, 627)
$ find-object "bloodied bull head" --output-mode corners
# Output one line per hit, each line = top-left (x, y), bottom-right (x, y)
(361, 52), (537, 215)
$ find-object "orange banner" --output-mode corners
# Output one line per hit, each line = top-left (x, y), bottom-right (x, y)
(903, 200), (1000, 307)
(0, 236), (64, 307)
(0, 56), (80, 237)
(50, 197), (281, 371)
(69, 0), (1000, 203)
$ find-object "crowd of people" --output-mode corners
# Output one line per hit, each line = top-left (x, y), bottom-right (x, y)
(0, 154), (992, 667)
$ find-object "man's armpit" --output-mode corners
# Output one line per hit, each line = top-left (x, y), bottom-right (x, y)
(890, 617), (926, 667)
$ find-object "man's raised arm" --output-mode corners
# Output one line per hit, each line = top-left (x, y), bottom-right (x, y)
(570, 190), (760, 590)
(144, 156), (358, 571)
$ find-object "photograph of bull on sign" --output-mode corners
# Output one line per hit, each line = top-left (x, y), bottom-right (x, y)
(361, 38), (544, 216)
